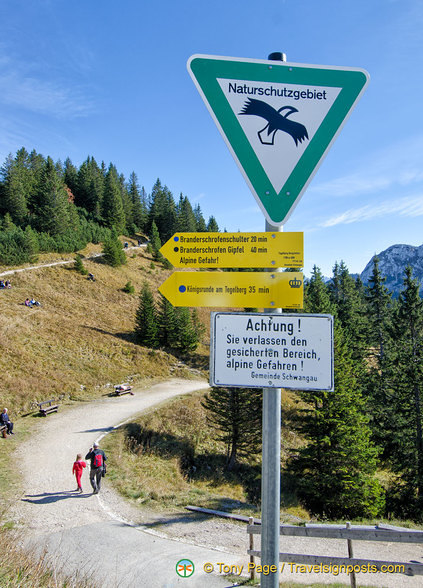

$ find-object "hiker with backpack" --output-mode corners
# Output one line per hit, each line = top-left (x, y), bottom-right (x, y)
(85, 442), (107, 494)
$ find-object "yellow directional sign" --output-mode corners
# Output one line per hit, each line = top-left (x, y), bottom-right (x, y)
(158, 271), (303, 308)
(159, 232), (303, 268)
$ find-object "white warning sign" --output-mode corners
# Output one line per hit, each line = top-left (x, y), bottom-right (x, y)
(210, 312), (334, 391)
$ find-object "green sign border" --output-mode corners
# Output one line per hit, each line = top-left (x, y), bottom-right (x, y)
(188, 55), (369, 225)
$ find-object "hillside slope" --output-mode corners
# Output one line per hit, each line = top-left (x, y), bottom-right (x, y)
(0, 245), (208, 412)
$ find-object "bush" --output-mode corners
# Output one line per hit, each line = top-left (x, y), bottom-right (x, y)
(122, 281), (135, 294)
(74, 254), (88, 275)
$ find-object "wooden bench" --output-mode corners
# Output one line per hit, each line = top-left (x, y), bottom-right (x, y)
(38, 400), (59, 416)
(113, 384), (134, 397)
(0, 424), (7, 438)
(247, 519), (423, 584)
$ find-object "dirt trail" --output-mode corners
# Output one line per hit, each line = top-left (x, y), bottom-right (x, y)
(8, 379), (423, 587)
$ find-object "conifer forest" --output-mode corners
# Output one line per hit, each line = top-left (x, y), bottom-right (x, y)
(1, 148), (423, 522)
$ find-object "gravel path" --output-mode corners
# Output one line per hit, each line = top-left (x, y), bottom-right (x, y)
(8, 379), (423, 587)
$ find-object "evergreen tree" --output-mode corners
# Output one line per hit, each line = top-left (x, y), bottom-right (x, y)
(63, 157), (79, 197)
(134, 282), (159, 348)
(304, 265), (333, 314)
(148, 179), (177, 243)
(128, 172), (147, 232)
(1, 148), (31, 225)
(22, 225), (39, 261)
(101, 165), (126, 234)
(364, 256), (394, 454)
(202, 386), (262, 470)
(157, 294), (178, 349)
(329, 260), (367, 359)
(74, 253), (88, 275)
(387, 266), (423, 517)
(33, 157), (76, 236)
(173, 307), (199, 354)
(27, 149), (46, 214)
(193, 204), (207, 232)
(207, 216), (219, 232)
(102, 227), (126, 267)
(119, 172), (134, 232)
(75, 156), (104, 218)
(149, 220), (164, 261)
(2, 212), (16, 231)
(176, 194), (197, 232)
(288, 324), (385, 519)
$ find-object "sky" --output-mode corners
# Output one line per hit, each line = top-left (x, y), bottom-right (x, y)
(1, 0), (422, 277)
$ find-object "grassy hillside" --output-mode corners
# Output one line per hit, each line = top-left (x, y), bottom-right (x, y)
(0, 242), (209, 413)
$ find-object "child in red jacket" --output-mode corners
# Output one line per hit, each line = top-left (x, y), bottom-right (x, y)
(72, 454), (86, 493)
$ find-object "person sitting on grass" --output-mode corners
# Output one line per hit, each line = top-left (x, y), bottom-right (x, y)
(24, 298), (33, 308)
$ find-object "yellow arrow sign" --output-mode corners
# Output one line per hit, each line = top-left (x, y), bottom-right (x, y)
(159, 232), (303, 268)
(158, 271), (303, 308)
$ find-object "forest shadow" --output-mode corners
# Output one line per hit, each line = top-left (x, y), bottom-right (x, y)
(83, 325), (136, 344)
(123, 422), (261, 505)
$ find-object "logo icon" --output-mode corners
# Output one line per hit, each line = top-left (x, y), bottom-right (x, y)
(240, 98), (308, 147)
(176, 559), (195, 578)
(289, 277), (303, 289)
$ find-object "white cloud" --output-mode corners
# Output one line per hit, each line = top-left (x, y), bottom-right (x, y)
(311, 135), (423, 198)
(321, 194), (423, 227)
(0, 71), (93, 118)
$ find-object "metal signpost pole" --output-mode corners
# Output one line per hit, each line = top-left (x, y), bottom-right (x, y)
(261, 51), (286, 588)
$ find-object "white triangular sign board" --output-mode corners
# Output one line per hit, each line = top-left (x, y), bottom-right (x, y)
(188, 54), (369, 226)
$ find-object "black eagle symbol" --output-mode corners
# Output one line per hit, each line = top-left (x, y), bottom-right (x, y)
(239, 98), (309, 147)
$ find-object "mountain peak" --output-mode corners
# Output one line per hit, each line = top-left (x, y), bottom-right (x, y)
(361, 243), (423, 296)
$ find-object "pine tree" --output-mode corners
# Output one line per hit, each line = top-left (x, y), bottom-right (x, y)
(1, 148), (31, 225)
(149, 220), (164, 261)
(176, 194), (197, 232)
(118, 172), (134, 233)
(207, 216), (219, 232)
(74, 253), (88, 275)
(63, 158), (79, 198)
(128, 172), (147, 232)
(173, 307), (199, 354)
(23, 225), (39, 261)
(33, 157), (76, 236)
(304, 265), (333, 313)
(157, 294), (178, 349)
(102, 227), (126, 267)
(27, 150), (46, 214)
(364, 256), (394, 455)
(134, 282), (159, 348)
(2, 212), (16, 231)
(329, 260), (367, 359)
(101, 165), (126, 234)
(148, 179), (177, 243)
(193, 204), (207, 232)
(75, 156), (104, 218)
(201, 386), (262, 470)
(387, 266), (423, 517)
(288, 323), (385, 519)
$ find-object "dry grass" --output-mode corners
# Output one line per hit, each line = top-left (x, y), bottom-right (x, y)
(102, 390), (309, 520)
(0, 245), (210, 412)
(102, 391), (251, 510)
(0, 529), (96, 587)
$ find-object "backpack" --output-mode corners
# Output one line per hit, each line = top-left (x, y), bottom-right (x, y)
(93, 452), (103, 468)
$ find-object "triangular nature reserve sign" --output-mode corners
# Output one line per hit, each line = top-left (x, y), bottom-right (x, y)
(187, 54), (369, 226)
